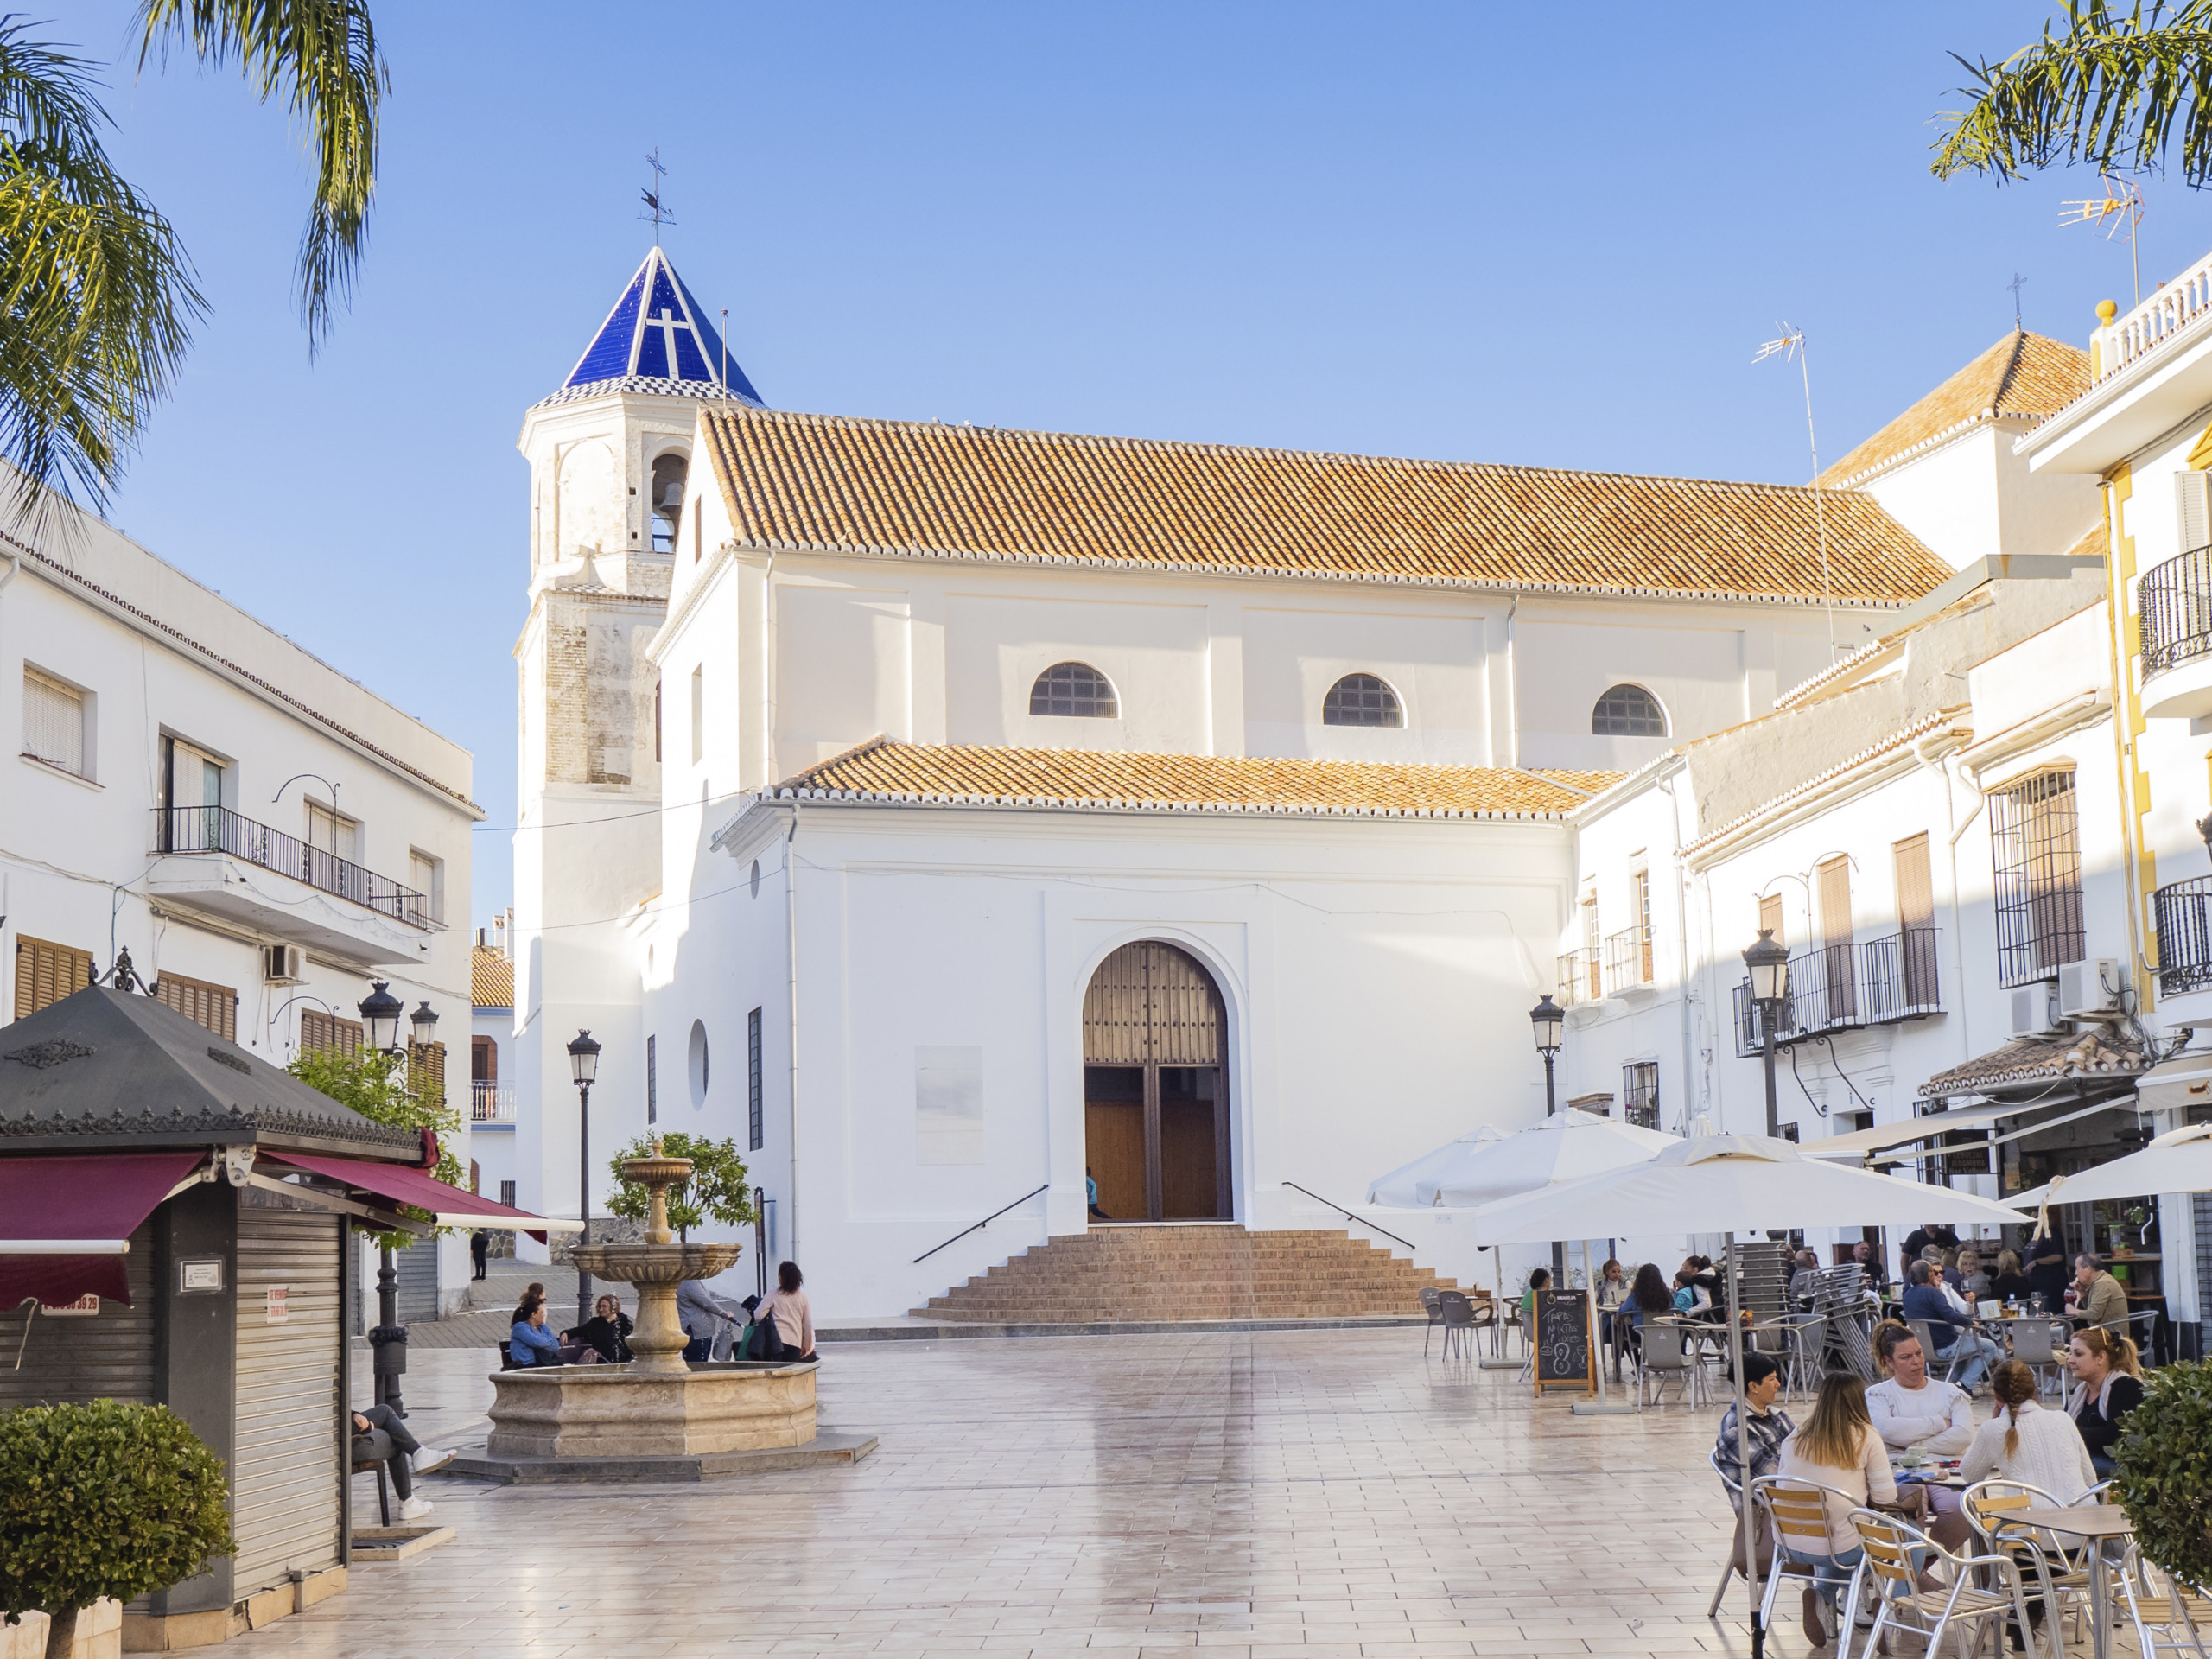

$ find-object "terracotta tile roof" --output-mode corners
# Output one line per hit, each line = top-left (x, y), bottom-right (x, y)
(766, 738), (1618, 820)
(699, 407), (1951, 607)
(1820, 332), (2091, 488)
(471, 947), (513, 1010)
(1921, 1028), (2149, 1099)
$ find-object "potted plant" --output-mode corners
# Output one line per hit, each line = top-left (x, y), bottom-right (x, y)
(2112, 1362), (2212, 1596)
(0, 1401), (234, 1659)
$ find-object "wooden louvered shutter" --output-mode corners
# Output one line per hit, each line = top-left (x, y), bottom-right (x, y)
(14, 936), (94, 1020)
(298, 1009), (363, 1058)
(1757, 892), (1784, 949)
(408, 1039), (447, 1103)
(155, 972), (238, 1041)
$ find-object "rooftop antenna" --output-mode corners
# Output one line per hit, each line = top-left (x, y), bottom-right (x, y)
(639, 148), (676, 246)
(2061, 173), (2144, 306)
(721, 306), (728, 388)
(1753, 323), (1838, 660)
(2008, 272), (2027, 331)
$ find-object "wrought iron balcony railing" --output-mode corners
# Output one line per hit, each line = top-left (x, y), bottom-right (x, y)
(1732, 928), (1942, 1057)
(153, 804), (430, 929)
(2156, 876), (2212, 996)
(2139, 546), (2212, 681)
(1557, 947), (1602, 1007)
(1604, 925), (1653, 993)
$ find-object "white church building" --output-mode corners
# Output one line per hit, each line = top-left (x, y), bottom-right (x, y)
(507, 246), (2003, 1317)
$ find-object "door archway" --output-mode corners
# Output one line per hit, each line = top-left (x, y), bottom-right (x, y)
(1081, 940), (1230, 1222)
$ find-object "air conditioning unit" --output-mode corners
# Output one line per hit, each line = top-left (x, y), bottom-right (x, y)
(2058, 957), (2122, 1019)
(264, 944), (303, 985)
(2009, 982), (2063, 1040)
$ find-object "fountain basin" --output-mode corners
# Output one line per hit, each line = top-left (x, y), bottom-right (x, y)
(485, 1357), (817, 1459)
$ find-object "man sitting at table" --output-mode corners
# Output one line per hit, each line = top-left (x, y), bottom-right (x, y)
(1850, 1238), (1889, 1294)
(1866, 1319), (1975, 1548)
(2069, 1254), (2128, 1332)
(1901, 1262), (2000, 1389)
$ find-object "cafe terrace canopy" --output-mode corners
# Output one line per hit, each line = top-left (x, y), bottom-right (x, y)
(1370, 1109), (1675, 1209)
(1365, 1125), (1502, 1206)
(2008, 1120), (2212, 1211)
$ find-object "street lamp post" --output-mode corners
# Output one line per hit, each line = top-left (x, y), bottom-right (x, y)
(358, 979), (408, 1418)
(1530, 994), (1565, 1282)
(568, 1029), (602, 1331)
(1744, 930), (1791, 1139)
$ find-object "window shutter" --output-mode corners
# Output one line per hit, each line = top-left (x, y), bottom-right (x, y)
(22, 671), (85, 776)
(154, 973), (238, 1041)
(1893, 835), (1934, 933)
(14, 936), (94, 1018)
(407, 1039), (446, 1101)
(2178, 471), (2212, 555)
(298, 1009), (363, 1058)
(1758, 891), (1785, 949)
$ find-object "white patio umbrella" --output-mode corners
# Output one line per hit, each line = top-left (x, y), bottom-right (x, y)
(1463, 1133), (2029, 1659)
(2007, 1120), (2212, 1211)
(1364, 1124), (1504, 1206)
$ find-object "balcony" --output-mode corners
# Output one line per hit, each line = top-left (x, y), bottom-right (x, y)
(471, 1081), (516, 1123)
(2155, 877), (2212, 996)
(1556, 947), (1602, 1007)
(1732, 929), (1942, 1057)
(2139, 546), (2212, 720)
(2094, 251), (2212, 385)
(1604, 925), (1654, 995)
(148, 804), (431, 969)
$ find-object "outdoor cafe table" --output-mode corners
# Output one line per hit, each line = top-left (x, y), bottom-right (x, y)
(2005, 1504), (2135, 1659)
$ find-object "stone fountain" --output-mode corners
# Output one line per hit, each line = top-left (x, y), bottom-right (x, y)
(461, 1141), (874, 1484)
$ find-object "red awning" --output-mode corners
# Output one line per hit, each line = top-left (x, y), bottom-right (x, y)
(0, 1151), (207, 1310)
(258, 1151), (576, 1241)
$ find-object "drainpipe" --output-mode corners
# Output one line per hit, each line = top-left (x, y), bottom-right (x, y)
(1914, 733), (1979, 1067)
(783, 815), (801, 1267)
(1659, 768), (1697, 1136)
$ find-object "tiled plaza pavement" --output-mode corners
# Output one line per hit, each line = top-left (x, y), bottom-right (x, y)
(235, 1332), (2073, 1659)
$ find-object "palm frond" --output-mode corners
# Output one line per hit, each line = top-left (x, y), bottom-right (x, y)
(1933, 0), (2212, 186)
(0, 16), (202, 512)
(136, 0), (386, 350)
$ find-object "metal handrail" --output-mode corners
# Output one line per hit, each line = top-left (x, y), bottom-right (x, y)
(1280, 1181), (1418, 1252)
(151, 804), (429, 928)
(912, 1183), (1049, 1263)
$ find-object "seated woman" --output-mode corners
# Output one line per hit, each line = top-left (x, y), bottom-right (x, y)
(1988, 1250), (2035, 1306)
(566, 1294), (634, 1363)
(1777, 1370), (1897, 1649)
(1520, 1266), (1551, 1329)
(1866, 1319), (1974, 1548)
(509, 1300), (563, 1368)
(751, 1260), (817, 1362)
(1620, 1262), (1674, 1361)
(1962, 1358), (2095, 1504)
(2063, 1326), (2145, 1478)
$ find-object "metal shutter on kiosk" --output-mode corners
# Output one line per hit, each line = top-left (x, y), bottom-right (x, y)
(0, 1217), (156, 1408)
(232, 1205), (340, 1599)
(393, 1237), (440, 1322)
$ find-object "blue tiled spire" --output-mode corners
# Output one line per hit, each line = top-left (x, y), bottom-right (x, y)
(551, 247), (765, 407)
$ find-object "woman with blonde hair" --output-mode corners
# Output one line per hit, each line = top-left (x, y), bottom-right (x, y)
(1961, 1359), (2094, 1505)
(1990, 1249), (2034, 1304)
(1777, 1371), (1897, 1645)
(2064, 1325), (2144, 1477)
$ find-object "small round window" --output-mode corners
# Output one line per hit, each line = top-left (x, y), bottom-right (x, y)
(1322, 673), (1403, 728)
(1592, 683), (1667, 737)
(1029, 661), (1118, 718)
(688, 1019), (709, 1109)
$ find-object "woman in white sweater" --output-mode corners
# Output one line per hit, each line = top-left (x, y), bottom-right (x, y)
(1777, 1370), (1897, 1646)
(1960, 1359), (2095, 1507)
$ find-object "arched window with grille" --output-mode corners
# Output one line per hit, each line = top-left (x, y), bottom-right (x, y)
(1322, 673), (1403, 728)
(1029, 662), (1119, 718)
(1592, 683), (1667, 737)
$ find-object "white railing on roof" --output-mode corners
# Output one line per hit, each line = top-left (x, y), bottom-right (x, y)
(2095, 248), (2212, 381)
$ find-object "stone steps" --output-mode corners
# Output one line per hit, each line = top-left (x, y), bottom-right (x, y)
(913, 1224), (1459, 1323)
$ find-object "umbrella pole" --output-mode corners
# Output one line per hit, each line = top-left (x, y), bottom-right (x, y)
(1571, 1236), (1631, 1414)
(1478, 1245), (1518, 1369)
(1728, 1230), (1761, 1659)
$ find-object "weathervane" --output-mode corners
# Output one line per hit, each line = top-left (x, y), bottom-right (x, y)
(1752, 324), (1839, 662)
(2008, 273), (2027, 331)
(639, 148), (676, 245)
(2062, 173), (2145, 306)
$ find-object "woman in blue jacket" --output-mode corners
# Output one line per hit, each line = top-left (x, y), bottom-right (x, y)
(510, 1301), (563, 1367)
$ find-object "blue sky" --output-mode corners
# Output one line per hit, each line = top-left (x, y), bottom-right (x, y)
(40, 2), (2206, 927)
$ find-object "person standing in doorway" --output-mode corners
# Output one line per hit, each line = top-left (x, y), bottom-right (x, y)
(470, 1230), (489, 1281)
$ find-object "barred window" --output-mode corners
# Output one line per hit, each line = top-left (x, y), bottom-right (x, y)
(1989, 769), (2085, 987)
(1622, 1061), (1660, 1130)
(747, 1006), (765, 1151)
(1029, 662), (1118, 718)
(22, 668), (87, 777)
(1322, 673), (1402, 728)
(1592, 683), (1666, 736)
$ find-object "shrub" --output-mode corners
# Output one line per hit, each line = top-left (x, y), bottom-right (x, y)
(606, 1132), (753, 1243)
(0, 1400), (234, 1651)
(2113, 1359), (2212, 1588)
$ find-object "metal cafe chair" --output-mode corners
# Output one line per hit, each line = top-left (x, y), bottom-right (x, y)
(1634, 1319), (1708, 1408)
(1907, 1319), (1967, 1386)
(1961, 1478), (2097, 1653)
(2118, 1555), (2212, 1659)
(2002, 1317), (2069, 1397)
(1840, 1507), (2045, 1659)
(1749, 1476), (1857, 1639)
(1420, 1285), (1444, 1356)
(1709, 1452), (1814, 1618)
(1435, 1289), (1482, 1361)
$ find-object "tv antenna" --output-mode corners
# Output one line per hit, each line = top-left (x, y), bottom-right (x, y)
(2061, 173), (2145, 306)
(639, 148), (676, 245)
(1753, 324), (1838, 660)
(2007, 273), (2027, 331)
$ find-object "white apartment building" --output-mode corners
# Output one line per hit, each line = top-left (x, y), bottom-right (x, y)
(0, 492), (481, 1313)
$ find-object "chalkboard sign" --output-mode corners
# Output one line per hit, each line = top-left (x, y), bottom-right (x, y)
(1533, 1289), (1595, 1395)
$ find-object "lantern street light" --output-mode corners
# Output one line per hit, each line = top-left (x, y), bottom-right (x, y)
(1744, 930), (1791, 1138)
(356, 979), (410, 1418)
(410, 1000), (439, 1050)
(1530, 992), (1567, 1282)
(568, 1029), (603, 1329)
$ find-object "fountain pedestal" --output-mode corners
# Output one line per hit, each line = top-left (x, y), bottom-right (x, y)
(456, 1142), (874, 1484)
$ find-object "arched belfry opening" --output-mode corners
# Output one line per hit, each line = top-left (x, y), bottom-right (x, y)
(1082, 941), (1230, 1222)
(649, 452), (688, 552)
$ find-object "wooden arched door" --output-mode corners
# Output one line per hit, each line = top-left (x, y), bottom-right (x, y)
(1082, 941), (1230, 1222)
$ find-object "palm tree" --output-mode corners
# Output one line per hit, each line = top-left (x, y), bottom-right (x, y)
(0, 1), (384, 513)
(1932, 2), (2212, 189)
